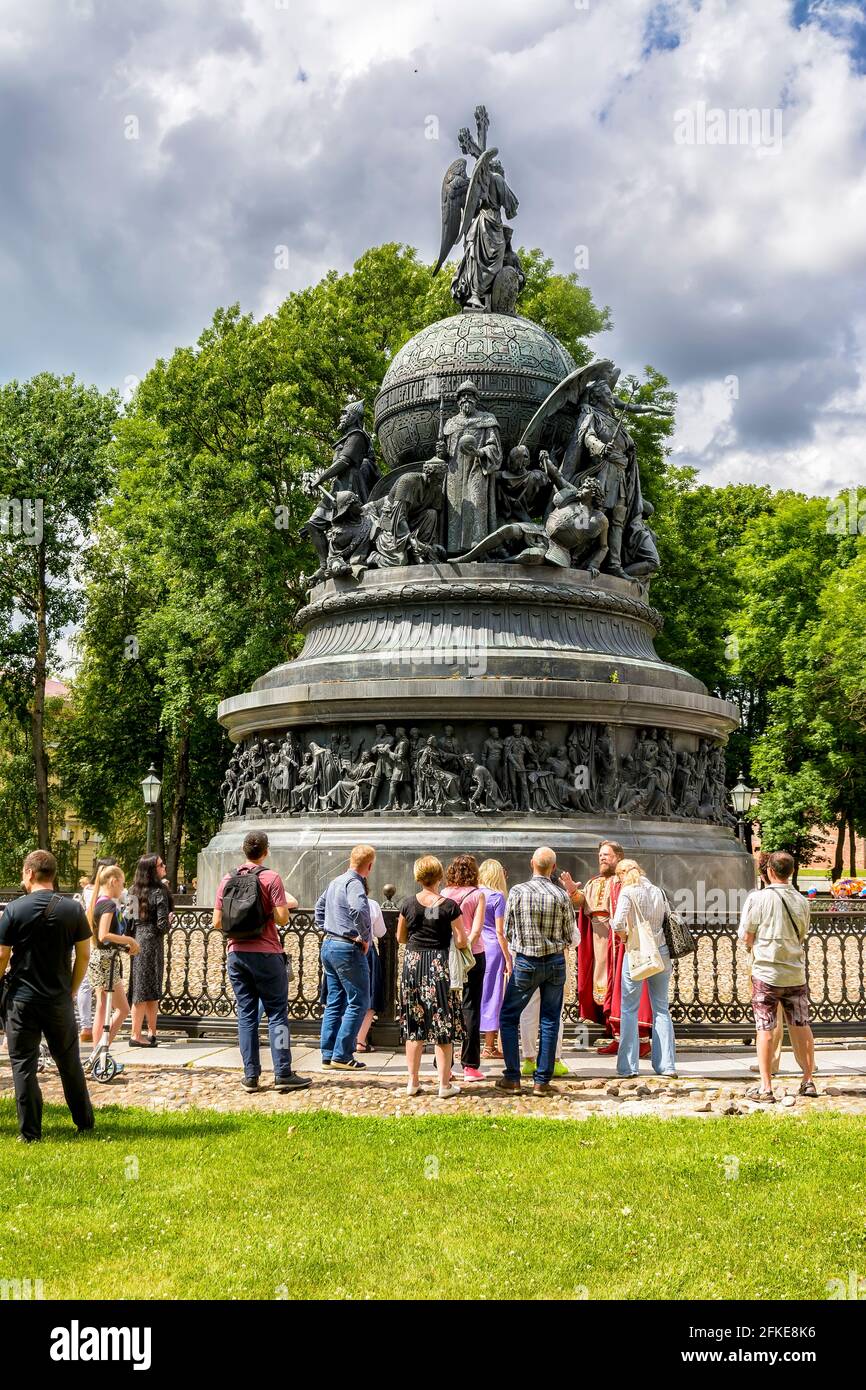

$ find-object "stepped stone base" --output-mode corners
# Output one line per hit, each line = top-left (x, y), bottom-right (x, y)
(199, 563), (754, 906)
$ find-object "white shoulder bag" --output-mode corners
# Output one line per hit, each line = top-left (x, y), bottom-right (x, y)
(626, 893), (664, 981)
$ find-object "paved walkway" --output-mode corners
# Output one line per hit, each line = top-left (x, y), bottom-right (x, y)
(71, 1036), (866, 1081)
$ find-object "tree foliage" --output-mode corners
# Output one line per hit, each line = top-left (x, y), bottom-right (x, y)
(0, 373), (118, 851)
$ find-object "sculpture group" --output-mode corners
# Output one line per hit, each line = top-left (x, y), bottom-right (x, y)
(301, 365), (667, 588)
(299, 104), (671, 590)
(221, 724), (732, 825)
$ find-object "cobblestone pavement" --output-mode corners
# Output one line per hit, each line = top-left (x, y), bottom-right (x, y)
(5, 1065), (866, 1120)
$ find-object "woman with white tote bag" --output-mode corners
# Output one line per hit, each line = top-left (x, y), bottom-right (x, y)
(610, 859), (677, 1079)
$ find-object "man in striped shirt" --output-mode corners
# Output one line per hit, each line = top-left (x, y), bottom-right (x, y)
(496, 847), (578, 1095)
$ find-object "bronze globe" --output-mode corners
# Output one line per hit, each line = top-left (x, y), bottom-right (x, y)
(374, 311), (578, 468)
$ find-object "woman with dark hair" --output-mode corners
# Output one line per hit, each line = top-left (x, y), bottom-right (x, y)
(442, 854), (487, 1080)
(128, 854), (172, 1047)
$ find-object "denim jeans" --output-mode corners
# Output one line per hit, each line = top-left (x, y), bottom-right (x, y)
(320, 937), (371, 1063)
(228, 951), (293, 1081)
(519, 987), (565, 1059)
(499, 952), (566, 1084)
(617, 944), (676, 1077)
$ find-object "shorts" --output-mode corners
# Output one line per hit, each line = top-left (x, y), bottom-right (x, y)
(751, 978), (810, 1031)
(88, 949), (129, 994)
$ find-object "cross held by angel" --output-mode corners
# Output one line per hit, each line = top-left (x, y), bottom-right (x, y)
(434, 104), (524, 314)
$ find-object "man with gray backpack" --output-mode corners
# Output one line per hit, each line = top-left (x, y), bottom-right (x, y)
(213, 831), (310, 1093)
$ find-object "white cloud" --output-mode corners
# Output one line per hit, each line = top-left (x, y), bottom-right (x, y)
(0, 0), (865, 496)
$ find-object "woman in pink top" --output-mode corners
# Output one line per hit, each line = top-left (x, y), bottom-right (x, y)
(442, 855), (487, 1079)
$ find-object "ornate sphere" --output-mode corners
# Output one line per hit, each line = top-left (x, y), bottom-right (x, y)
(374, 312), (577, 467)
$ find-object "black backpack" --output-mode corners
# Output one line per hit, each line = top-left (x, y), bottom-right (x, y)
(220, 866), (267, 941)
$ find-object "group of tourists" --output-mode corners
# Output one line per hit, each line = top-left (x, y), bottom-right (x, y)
(0, 829), (818, 1141)
(207, 831), (816, 1103)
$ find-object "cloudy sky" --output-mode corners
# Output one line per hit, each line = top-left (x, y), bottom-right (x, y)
(2, 0), (866, 495)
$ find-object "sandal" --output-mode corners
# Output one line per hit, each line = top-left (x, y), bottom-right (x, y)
(745, 1086), (776, 1104)
(481, 1047), (503, 1060)
(798, 1079), (818, 1098)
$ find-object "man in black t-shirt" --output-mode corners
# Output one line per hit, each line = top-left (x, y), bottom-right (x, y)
(0, 849), (95, 1142)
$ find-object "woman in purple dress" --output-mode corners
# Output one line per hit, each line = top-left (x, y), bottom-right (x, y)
(478, 859), (510, 1060)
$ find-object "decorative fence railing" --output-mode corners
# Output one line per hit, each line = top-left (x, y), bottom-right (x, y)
(154, 906), (866, 1041)
(1, 896), (861, 1039)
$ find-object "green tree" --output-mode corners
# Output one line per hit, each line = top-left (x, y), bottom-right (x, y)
(732, 491), (865, 872)
(0, 374), (118, 847)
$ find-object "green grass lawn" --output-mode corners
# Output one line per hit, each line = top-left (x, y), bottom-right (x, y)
(1, 1101), (864, 1300)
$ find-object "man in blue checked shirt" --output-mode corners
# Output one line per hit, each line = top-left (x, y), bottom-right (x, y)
(315, 844), (375, 1070)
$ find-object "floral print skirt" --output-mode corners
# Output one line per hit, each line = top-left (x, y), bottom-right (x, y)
(399, 947), (464, 1045)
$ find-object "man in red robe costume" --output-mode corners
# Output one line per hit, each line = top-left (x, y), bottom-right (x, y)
(563, 839), (652, 1056)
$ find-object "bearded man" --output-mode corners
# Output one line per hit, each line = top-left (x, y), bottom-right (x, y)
(567, 839), (652, 1056)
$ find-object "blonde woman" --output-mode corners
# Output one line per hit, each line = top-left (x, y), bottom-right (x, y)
(610, 859), (676, 1079)
(397, 855), (469, 1099)
(478, 859), (510, 1059)
(87, 864), (139, 1070)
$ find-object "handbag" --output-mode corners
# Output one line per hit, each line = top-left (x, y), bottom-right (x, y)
(661, 889), (696, 960)
(626, 896), (665, 981)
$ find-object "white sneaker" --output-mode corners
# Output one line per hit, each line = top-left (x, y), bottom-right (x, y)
(406, 1081), (424, 1096)
(438, 1084), (461, 1099)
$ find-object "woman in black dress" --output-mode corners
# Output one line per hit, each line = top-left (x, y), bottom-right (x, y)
(397, 855), (469, 1100)
(129, 854), (172, 1047)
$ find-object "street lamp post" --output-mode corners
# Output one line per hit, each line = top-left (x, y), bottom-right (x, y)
(141, 764), (162, 856)
(730, 770), (753, 845)
(61, 824), (89, 882)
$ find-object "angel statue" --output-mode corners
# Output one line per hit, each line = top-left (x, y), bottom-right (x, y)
(517, 359), (672, 582)
(433, 104), (523, 313)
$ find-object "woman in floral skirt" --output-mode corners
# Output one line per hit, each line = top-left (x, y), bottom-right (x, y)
(397, 855), (469, 1100)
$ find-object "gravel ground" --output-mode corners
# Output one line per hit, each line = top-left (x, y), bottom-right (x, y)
(8, 1066), (866, 1121)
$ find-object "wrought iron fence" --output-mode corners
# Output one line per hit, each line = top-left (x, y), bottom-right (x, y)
(1, 895), (861, 1039)
(154, 906), (866, 1041)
